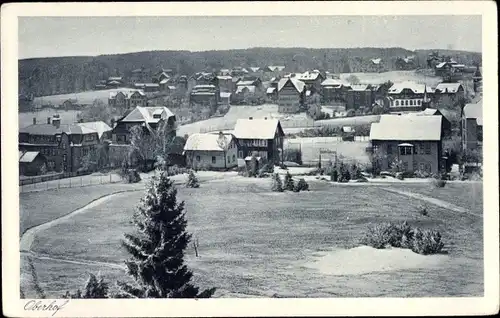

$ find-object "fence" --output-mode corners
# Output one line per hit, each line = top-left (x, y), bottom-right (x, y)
(19, 173), (123, 193)
(19, 171), (92, 186)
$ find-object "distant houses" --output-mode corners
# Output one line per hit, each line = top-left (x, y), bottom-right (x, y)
(387, 81), (433, 112)
(369, 114), (444, 174)
(189, 84), (220, 107)
(108, 90), (147, 109)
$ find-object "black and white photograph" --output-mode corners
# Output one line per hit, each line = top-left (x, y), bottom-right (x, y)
(2, 1), (498, 317)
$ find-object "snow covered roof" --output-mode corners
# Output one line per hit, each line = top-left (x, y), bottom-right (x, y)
(350, 84), (370, 91)
(370, 115), (442, 141)
(297, 71), (322, 81)
(220, 92), (232, 98)
(217, 75), (233, 80)
(267, 65), (286, 72)
(193, 84), (216, 89)
(341, 126), (354, 133)
(134, 83), (160, 88)
(435, 82), (463, 94)
(184, 133), (233, 152)
(120, 106), (175, 123)
(249, 67), (261, 72)
(235, 85), (256, 94)
(321, 78), (344, 87)
(159, 78), (169, 84)
(277, 78), (306, 93)
(463, 100), (483, 126)
(19, 151), (42, 163)
(266, 87), (276, 94)
(388, 81), (434, 94)
(76, 121), (112, 139)
(371, 58), (382, 65)
(233, 118), (282, 139)
(237, 80), (257, 86)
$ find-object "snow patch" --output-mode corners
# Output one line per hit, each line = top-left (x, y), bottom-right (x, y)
(305, 246), (449, 276)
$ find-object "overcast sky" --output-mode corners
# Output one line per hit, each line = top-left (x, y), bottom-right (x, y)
(18, 15), (482, 59)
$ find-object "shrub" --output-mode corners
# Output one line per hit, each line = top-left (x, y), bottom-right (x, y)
(395, 172), (404, 180)
(166, 165), (187, 176)
(271, 173), (284, 192)
(414, 169), (431, 178)
(346, 109), (355, 117)
(361, 221), (445, 255)
(186, 170), (200, 188)
(283, 148), (303, 165)
(257, 163), (273, 178)
(418, 205), (429, 216)
(432, 178), (447, 188)
(330, 169), (339, 182)
(123, 169), (141, 183)
(294, 178), (309, 192)
(283, 171), (295, 191)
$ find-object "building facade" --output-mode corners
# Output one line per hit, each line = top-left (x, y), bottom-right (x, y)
(462, 100), (483, 151)
(277, 78), (306, 113)
(387, 81), (434, 112)
(183, 133), (238, 170)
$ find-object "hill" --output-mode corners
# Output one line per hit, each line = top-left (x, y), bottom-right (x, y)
(19, 47), (482, 97)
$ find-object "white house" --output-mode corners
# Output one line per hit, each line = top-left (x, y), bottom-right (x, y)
(183, 132), (238, 170)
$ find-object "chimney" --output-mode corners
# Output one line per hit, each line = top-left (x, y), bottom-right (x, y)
(249, 117), (253, 120)
(47, 117), (51, 124)
(33, 117), (37, 125)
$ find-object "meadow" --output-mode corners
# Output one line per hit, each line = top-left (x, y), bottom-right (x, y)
(20, 175), (483, 298)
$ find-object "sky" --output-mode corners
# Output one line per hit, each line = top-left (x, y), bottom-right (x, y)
(18, 16), (482, 59)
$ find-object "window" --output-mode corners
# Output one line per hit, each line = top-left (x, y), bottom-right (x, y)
(419, 143), (425, 154)
(232, 154), (236, 162)
(395, 100), (400, 106)
(212, 156), (216, 164)
(196, 156), (200, 162)
(84, 134), (94, 141)
(425, 163), (432, 173)
(63, 154), (67, 162)
(417, 100), (421, 105)
(405, 100), (409, 106)
(62, 142), (66, 150)
(425, 143), (431, 155)
(403, 162), (409, 171)
(227, 156), (230, 163)
(400, 146), (412, 155)
(410, 100), (414, 106)
(238, 151), (243, 158)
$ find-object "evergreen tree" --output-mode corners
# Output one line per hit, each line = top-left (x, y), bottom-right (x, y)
(186, 170), (200, 188)
(118, 171), (216, 298)
(63, 273), (109, 299)
(294, 178), (310, 192)
(283, 171), (295, 191)
(271, 173), (284, 192)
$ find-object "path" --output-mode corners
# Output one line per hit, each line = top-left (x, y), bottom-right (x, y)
(21, 251), (126, 270)
(381, 187), (480, 217)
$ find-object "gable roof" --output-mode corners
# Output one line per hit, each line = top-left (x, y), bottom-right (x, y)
(388, 81), (434, 94)
(76, 121), (112, 139)
(371, 58), (382, 65)
(184, 133), (234, 152)
(370, 115), (442, 141)
(235, 85), (256, 94)
(297, 71), (322, 81)
(120, 106), (175, 123)
(266, 87), (276, 94)
(278, 78), (306, 93)
(350, 84), (370, 91)
(463, 100), (483, 126)
(233, 118), (282, 140)
(321, 78), (345, 87)
(435, 82), (463, 93)
(266, 65), (286, 72)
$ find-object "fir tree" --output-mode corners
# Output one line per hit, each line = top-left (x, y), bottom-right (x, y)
(118, 171), (215, 298)
(186, 170), (200, 188)
(283, 171), (295, 191)
(63, 273), (109, 298)
(271, 173), (284, 192)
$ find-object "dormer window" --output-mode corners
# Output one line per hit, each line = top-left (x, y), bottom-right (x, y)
(153, 114), (162, 119)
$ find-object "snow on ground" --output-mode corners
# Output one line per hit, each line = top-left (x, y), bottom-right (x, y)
(305, 246), (449, 276)
(33, 88), (136, 106)
(339, 70), (442, 87)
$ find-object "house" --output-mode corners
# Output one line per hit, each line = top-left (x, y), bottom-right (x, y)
(134, 83), (160, 93)
(277, 78), (306, 113)
(369, 115), (444, 174)
(462, 100), (483, 151)
(233, 77), (264, 104)
(152, 71), (171, 83)
(19, 151), (47, 176)
(369, 58), (383, 72)
(216, 75), (234, 92)
(320, 78), (349, 106)
(294, 70), (325, 92)
(183, 132), (238, 170)
(263, 65), (286, 74)
(108, 91), (128, 108)
(107, 77), (123, 88)
(130, 67), (152, 85)
(266, 87), (277, 102)
(395, 56), (417, 70)
(190, 84), (220, 107)
(433, 82), (465, 108)
(111, 106), (177, 144)
(76, 121), (112, 142)
(345, 84), (374, 110)
(341, 126), (355, 141)
(233, 118), (285, 165)
(128, 90), (148, 108)
(230, 67), (249, 77)
(473, 67), (483, 93)
(220, 92), (231, 106)
(387, 81), (434, 112)
(19, 115), (102, 173)
(61, 99), (78, 110)
(435, 61), (464, 80)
